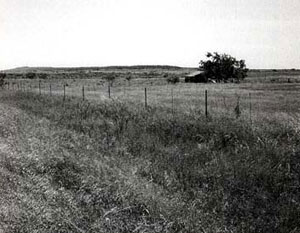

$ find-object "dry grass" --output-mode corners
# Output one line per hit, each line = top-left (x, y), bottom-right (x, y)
(1, 69), (300, 232)
(7, 76), (300, 123)
(1, 83), (300, 232)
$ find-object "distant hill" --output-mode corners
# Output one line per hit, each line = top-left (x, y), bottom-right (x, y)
(3, 66), (299, 80)
(2, 65), (185, 74)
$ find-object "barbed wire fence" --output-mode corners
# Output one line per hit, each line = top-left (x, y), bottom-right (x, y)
(3, 79), (257, 123)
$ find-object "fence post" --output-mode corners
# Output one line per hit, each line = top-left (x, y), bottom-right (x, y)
(234, 95), (241, 119)
(39, 80), (41, 95)
(249, 93), (252, 124)
(63, 84), (66, 102)
(82, 85), (85, 101)
(50, 84), (52, 96)
(108, 83), (111, 98)
(144, 87), (147, 109)
(205, 90), (208, 118)
(171, 87), (174, 115)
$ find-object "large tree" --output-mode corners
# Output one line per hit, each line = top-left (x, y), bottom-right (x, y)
(199, 52), (248, 82)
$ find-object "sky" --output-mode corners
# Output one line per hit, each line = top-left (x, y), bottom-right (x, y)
(0, 0), (300, 69)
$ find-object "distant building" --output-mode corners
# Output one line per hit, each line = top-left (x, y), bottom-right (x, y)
(184, 70), (208, 83)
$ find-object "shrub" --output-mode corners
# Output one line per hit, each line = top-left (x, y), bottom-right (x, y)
(104, 74), (116, 86)
(38, 73), (48, 79)
(25, 72), (36, 79)
(166, 76), (180, 84)
(0, 73), (6, 87)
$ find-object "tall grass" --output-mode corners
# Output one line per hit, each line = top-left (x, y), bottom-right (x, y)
(1, 91), (300, 232)
(8, 78), (300, 125)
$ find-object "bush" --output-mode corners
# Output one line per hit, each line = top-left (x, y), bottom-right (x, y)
(38, 73), (48, 79)
(166, 76), (180, 84)
(25, 72), (36, 79)
(104, 74), (116, 86)
(0, 73), (6, 87)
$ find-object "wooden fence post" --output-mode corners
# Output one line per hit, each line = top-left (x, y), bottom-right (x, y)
(108, 83), (111, 98)
(63, 84), (66, 102)
(144, 87), (147, 109)
(171, 87), (174, 115)
(82, 85), (85, 101)
(39, 80), (41, 95)
(205, 90), (208, 118)
(50, 84), (52, 96)
(249, 93), (252, 124)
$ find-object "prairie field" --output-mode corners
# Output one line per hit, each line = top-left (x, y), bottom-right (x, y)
(1, 67), (300, 233)
(5, 67), (300, 122)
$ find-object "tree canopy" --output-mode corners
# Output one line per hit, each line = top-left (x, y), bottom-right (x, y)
(199, 52), (248, 82)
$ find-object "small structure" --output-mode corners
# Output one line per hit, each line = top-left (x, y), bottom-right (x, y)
(184, 70), (208, 83)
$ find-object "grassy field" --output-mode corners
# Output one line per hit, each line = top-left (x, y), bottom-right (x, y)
(1, 67), (300, 232)
(5, 74), (300, 123)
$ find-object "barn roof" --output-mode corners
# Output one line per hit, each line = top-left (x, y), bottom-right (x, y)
(185, 70), (205, 77)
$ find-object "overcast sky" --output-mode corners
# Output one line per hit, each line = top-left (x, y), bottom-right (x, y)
(1, 0), (299, 69)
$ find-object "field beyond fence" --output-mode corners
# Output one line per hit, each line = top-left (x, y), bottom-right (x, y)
(1, 72), (300, 232)
(4, 77), (300, 125)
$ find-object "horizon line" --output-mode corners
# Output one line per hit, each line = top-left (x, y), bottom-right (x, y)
(1, 64), (300, 73)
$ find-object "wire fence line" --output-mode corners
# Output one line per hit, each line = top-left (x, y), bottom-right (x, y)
(4, 79), (300, 124)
